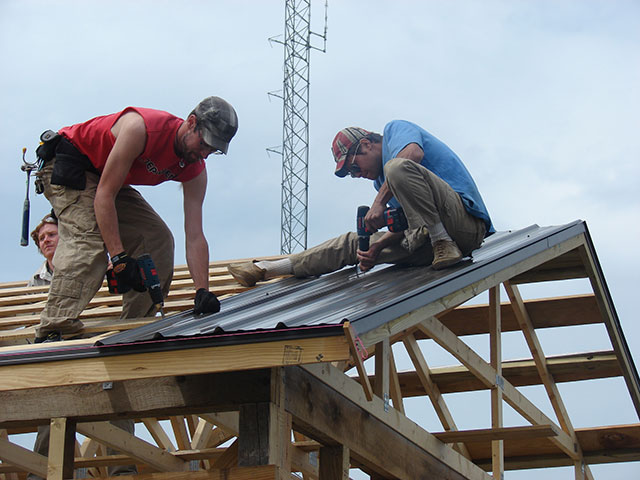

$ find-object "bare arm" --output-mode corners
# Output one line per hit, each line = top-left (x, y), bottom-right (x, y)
(365, 142), (424, 230)
(94, 112), (146, 256)
(182, 169), (210, 291)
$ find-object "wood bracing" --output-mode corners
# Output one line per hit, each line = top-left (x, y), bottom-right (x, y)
(0, 231), (639, 479)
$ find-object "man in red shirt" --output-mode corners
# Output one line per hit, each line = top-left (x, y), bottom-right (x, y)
(34, 96), (238, 342)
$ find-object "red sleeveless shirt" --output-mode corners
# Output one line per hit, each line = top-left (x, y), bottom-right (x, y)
(59, 107), (205, 185)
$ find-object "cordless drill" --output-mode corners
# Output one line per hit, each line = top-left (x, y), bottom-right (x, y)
(106, 253), (165, 316)
(356, 205), (409, 252)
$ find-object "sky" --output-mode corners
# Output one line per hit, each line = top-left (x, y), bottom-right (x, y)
(1, 0), (639, 478)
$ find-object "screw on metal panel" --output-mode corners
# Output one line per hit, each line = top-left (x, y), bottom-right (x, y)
(495, 375), (504, 390)
(102, 381), (113, 390)
(384, 393), (390, 412)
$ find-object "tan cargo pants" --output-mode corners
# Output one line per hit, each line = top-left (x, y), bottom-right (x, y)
(291, 157), (485, 277)
(36, 159), (175, 337)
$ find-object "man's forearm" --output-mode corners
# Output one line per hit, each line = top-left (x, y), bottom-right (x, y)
(372, 182), (393, 209)
(94, 194), (124, 256)
(186, 236), (210, 291)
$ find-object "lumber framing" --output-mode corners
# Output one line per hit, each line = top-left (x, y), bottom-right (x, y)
(0, 226), (639, 479)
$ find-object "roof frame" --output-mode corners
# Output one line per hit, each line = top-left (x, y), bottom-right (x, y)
(0, 222), (638, 478)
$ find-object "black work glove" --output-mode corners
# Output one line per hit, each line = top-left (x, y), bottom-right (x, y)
(112, 252), (146, 293)
(194, 288), (221, 314)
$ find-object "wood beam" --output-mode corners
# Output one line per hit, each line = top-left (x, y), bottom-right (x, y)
(402, 333), (471, 459)
(191, 418), (215, 450)
(142, 418), (177, 452)
(0, 370), (271, 429)
(434, 425), (560, 444)
(432, 294), (601, 338)
(509, 249), (587, 284)
(292, 364), (491, 480)
(169, 416), (191, 451)
(0, 335), (349, 392)
(390, 350), (621, 396)
(77, 421), (187, 472)
(344, 322), (373, 401)
(200, 412), (240, 434)
(463, 424), (640, 470)
(0, 436), (48, 477)
(387, 348), (405, 414)
(416, 316), (577, 459)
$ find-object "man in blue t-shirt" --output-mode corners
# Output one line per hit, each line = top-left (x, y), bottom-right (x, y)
(228, 120), (494, 287)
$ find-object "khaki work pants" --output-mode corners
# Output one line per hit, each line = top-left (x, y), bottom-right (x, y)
(291, 157), (485, 277)
(36, 160), (175, 336)
(29, 159), (176, 476)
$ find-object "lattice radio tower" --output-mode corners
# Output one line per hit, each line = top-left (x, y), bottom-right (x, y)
(269, 0), (327, 254)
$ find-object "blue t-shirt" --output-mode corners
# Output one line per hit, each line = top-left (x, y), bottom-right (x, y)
(375, 120), (494, 234)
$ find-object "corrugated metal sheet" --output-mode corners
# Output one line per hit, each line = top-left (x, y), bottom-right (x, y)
(99, 221), (588, 346)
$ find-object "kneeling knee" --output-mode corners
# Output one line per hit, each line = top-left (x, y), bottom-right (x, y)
(384, 157), (414, 183)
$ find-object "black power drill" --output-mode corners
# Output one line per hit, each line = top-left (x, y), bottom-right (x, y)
(106, 253), (165, 316)
(357, 205), (409, 252)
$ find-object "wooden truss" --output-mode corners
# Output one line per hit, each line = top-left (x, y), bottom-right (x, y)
(0, 230), (638, 479)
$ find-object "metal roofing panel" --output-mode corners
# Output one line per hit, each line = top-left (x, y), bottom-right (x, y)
(100, 221), (587, 346)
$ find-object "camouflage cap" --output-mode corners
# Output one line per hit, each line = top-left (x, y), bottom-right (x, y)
(193, 96), (238, 154)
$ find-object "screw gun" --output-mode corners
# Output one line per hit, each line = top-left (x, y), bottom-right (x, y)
(356, 205), (408, 252)
(106, 253), (165, 317)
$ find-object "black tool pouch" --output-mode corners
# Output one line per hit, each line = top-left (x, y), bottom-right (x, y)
(50, 137), (95, 190)
(35, 130), (62, 163)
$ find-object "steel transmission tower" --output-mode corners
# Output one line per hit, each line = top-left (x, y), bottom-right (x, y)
(269, 0), (327, 254)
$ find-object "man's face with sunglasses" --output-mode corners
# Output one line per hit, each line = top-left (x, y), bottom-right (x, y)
(345, 139), (382, 180)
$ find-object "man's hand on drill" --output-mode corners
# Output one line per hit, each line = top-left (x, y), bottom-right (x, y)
(112, 252), (146, 293)
(194, 288), (221, 314)
(364, 202), (386, 231)
(357, 242), (383, 272)
(358, 232), (404, 272)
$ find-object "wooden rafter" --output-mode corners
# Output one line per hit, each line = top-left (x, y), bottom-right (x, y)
(402, 332), (471, 459)
(504, 281), (595, 480)
(416, 315), (578, 459)
(1, 227), (638, 478)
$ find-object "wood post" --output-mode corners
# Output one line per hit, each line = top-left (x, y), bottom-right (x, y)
(319, 445), (350, 480)
(47, 417), (76, 480)
(374, 339), (390, 403)
(489, 286), (504, 479)
(238, 368), (291, 479)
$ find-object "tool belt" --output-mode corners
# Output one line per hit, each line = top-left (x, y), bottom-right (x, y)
(37, 130), (99, 190)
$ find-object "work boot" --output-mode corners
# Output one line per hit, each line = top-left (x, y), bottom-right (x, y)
(227, 262), (266, 287)
(34, 331), (62, 343)
(431, 240), (463, 270)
